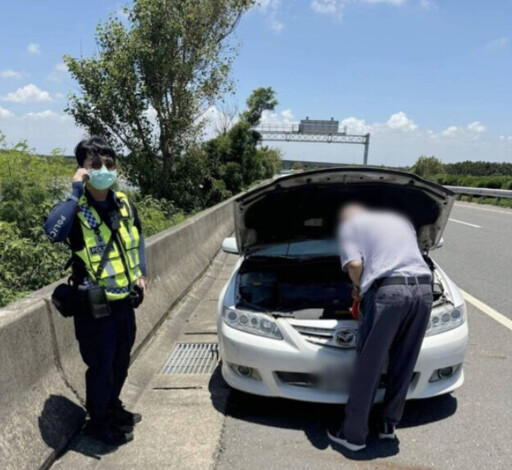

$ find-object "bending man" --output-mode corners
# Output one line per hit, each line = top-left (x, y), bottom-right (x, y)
(328, 203), (433, 451)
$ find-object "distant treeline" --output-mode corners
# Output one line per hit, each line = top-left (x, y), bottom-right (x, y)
(283, 158), (512, 177)
(442, 161), (512, 177)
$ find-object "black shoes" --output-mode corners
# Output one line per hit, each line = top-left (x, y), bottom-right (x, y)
(84, 422), (134, 446)
(378, 422), (396, 440)
(112, 406), (142, 426)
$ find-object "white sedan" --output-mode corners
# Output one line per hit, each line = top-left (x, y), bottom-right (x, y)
(217, 168), (468, 404)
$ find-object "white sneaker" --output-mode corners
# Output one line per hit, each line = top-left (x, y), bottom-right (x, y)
(327, 428), (366, 452)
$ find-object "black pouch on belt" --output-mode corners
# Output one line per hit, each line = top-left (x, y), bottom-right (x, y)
(87, 284), (111, 319)
(52, 281), (77, 318)
(84, 231), (116, 319)
(51, 275), (88, 318)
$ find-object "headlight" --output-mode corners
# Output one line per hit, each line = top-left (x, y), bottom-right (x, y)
(222, 307), (283, 340)
(425, 302), (466, 336)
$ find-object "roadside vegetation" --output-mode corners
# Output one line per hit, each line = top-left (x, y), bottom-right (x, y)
(411, 156), (512, 208)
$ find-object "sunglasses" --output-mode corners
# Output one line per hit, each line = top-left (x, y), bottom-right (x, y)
(89, 155), (116, 170)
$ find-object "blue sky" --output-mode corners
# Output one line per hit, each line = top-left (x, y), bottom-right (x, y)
(0, 0), (511, 165)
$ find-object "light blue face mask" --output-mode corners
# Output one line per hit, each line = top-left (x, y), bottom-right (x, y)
(88, 165), (118, 190)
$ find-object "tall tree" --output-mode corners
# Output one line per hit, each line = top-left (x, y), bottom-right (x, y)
(242, 86), (279, 126)
(203, 87), (281, 192)
(64, 0), (254, 198)
(411, 156), (444, 179)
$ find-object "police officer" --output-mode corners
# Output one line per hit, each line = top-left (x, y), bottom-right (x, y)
(44, 136), (147, 446)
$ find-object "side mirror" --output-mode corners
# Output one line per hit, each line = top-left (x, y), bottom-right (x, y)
(222, 237), (239, 255)
(434, 237), (444, 250)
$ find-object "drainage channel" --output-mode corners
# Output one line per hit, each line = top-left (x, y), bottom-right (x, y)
(161, 343), (219, 375)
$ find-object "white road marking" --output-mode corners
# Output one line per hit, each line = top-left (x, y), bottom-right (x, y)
(454, 203), (512, 215)
(449, 218), (481, 228)
(462, 290), (512, 332)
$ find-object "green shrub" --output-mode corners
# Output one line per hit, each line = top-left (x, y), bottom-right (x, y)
(133, 194), (186, 237)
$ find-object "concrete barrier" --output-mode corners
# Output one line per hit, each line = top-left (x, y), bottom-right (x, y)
(0, 197), (235, 470)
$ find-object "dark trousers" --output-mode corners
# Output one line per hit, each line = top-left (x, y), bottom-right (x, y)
(74, 299), (136, 427)
(343, 282), (433, 444)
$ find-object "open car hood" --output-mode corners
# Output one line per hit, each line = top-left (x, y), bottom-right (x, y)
(234, 168), (455, 255)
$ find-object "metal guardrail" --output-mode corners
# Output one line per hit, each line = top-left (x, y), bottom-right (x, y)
(446, 186), (512, 199)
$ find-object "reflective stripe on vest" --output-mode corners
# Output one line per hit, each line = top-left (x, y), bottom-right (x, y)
(75, 191), (142, 301)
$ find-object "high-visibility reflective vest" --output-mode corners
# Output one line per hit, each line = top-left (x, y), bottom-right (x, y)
(74, 191), (142, 301)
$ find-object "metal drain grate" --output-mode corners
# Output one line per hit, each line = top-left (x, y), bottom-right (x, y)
(161, 343), (219, 375)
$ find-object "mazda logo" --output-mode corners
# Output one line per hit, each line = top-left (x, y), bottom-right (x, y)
(335, 328), (356, 348)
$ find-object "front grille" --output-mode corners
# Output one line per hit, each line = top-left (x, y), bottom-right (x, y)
(290, 322), (358, 349)
(161, 343), (219, 375)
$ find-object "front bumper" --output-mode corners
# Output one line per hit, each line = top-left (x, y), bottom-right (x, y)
(218, 316), (468, 404)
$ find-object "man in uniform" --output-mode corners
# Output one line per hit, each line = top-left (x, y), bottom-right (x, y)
(45, 136), (147, 446)
(328, 203), (433, 451)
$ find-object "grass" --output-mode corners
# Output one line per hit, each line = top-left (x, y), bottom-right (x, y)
(458, 195), (512, 208)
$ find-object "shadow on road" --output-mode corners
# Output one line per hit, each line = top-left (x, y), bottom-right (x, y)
(39, 394), (120, 463)
(39, 395), (86, 456)
(208, 364), (458, 461)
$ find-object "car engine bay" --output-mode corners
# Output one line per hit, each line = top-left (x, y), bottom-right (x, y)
(236, 255), (445, 319)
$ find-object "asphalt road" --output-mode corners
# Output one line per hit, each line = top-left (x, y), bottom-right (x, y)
(432, 202), (512, 318)
(51, 202), (512, 470)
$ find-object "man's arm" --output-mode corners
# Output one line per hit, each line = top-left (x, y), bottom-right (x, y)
(44, 182), (84, 242)
(346, 260), (363, 300)
(338, 221), (364, 299)
(347, 260), (363, 287)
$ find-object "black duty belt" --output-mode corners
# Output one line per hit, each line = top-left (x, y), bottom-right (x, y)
(372, 275), (431, 289)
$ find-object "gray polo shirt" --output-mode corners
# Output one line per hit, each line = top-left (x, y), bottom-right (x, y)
(338, 210), (431, 294)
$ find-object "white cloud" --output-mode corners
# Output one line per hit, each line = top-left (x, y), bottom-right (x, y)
(437, 122), (486, 141)
(260, 108), (298, 127)
(24, 110), (60, 119)
(419, 0), (436, 9)
(0, 84), (52, 103)
(311, 0), (344, 18)
(55, 92), (65, 99)
(386, 111), (418, 132)
(467, 121), (486, 134)
(340, 116), (372, 134)
(0, 70), (23, 79)
(0, 106), (15, 118)
(47, 63), (68, 82)
(256, 0), (285, 32)
(27, 43), (41, 55)
(485, 37), (508, 50)
(440, 126), (460, 137)
(311, 0), (408, 19)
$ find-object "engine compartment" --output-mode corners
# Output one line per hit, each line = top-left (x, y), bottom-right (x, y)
(237, 256), (355, 319)
(236, 255), (443, 320)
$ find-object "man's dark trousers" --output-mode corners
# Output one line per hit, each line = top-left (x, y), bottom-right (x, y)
(74, 298), (136, 427)
(343, 281), (433, 444)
